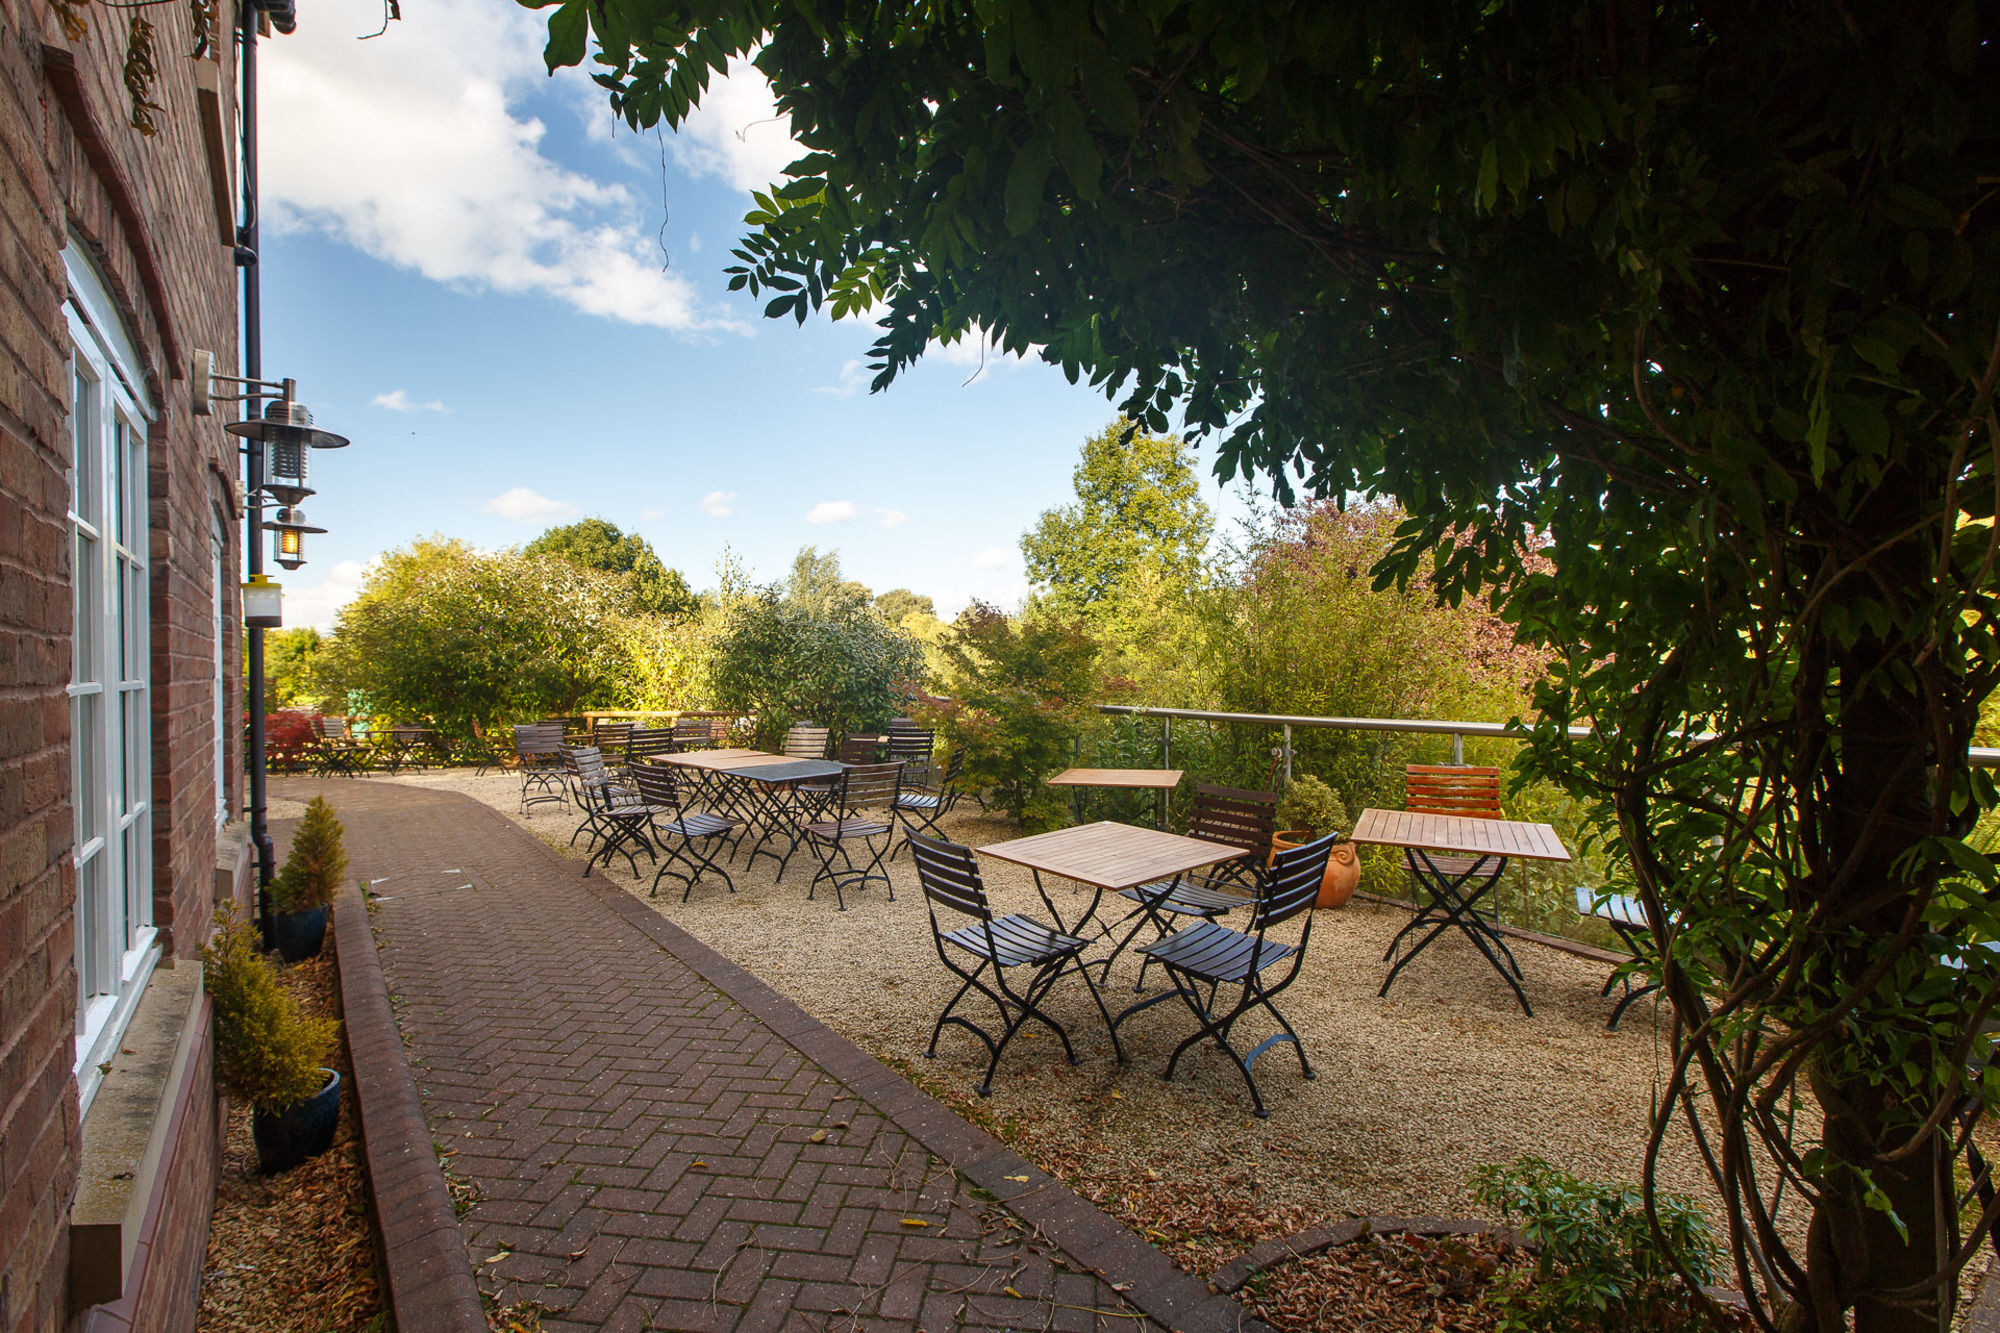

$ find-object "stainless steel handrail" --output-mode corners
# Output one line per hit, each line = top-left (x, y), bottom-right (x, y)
(1098, 703), (2000, 775)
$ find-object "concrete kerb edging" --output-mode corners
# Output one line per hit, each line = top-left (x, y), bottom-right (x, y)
(412, 783), (1269, 1333)
(332, 879), (489, 1333)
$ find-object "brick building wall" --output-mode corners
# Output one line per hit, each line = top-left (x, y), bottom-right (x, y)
(0, 0), (242, 1323)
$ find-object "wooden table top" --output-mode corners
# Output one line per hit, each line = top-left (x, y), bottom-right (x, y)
(1350, 808), (1572, 863)
(1046, 767), (1185, 791)
(979, 821), (1245, 890)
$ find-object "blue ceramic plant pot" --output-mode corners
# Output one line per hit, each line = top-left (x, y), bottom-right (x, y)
(271, 904), (329, 962)
(251, 1068), (340, 1174)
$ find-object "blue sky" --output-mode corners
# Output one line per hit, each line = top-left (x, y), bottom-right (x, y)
(255, 0), (1254, 628)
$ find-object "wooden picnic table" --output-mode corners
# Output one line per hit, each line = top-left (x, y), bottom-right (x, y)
(1046, 767), (1184, 829)
(1350, 808), (1571, 1015)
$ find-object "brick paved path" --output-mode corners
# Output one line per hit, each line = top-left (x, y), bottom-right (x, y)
(279, 779), (1247, 1333)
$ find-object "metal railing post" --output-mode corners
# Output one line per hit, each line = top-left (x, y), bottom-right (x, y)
(1452, 732), (1464, 765)
(1161, 714), (1171, 769)
(1282, 724), (1293, 784)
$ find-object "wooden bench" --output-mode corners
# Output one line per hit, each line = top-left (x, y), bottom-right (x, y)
(1573, 885), (1659, 1029)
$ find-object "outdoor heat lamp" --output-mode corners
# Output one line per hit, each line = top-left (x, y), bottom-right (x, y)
(267, 505), (325, 571)
(242, 573), (283, 628)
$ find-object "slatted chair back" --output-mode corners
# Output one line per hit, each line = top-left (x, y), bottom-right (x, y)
(592, 721), (635, 754)
(629, 761), (686, 811)
(566, 745), (607, 789)
(887, 727), (934, 766)
(317, 716), (351, 739)
(671, 716), (714, 749)
(1189, 784), (1278, 855)
(909, 834), (991, 922)
(1255, 833), (1337, 932)
(936, 747), (965, 790)
(1405, 765), (1503, 819)
(782, 723), (831, 760)
(627, 727), (676, 764)
(515, 721), (565, 759)
(837, 735), (882, 765)
(836, 762), (903, 814)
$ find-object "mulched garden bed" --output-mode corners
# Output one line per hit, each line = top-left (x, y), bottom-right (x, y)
(1241, 1230), (1527, 1332)
(197, 946), (388, 1332)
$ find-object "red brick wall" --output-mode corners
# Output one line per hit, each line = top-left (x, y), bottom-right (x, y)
(0, 0), (240, 1323)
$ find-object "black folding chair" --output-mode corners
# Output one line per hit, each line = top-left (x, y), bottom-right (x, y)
(887, 725), (935, 789)
(591, 721), (635, 768)
(890, 748), (964, 856)
(672, 715), (715, 751)
(567, 747), (666, 878)
(1118, 832), (1334, 1118)
(1574, 885), (1664, 1030)
(515, 722), (569, 812)
(626, 726), (676, 766)
(803, 763), (903, 910)
(630, 763), (741, 901)
(1098, 784), (1275, 988)
(910, 834), (1124, 1096)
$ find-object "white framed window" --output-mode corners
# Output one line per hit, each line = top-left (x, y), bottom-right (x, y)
(65, 243), (159, 1114)
(213, 508), (228, 828)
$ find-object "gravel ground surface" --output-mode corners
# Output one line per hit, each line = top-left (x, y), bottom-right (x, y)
(367, 767), (1767, 1272)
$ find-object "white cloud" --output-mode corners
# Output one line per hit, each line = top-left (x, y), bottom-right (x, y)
(641, 507), (665, 520)
(283, 559), (367, 632)
(372, 389), (447, 413)
(875, 508), (907, 529)
(930, 326), (1031, 385)
(806, 500), (857, 524)
(699, 490), (738, 518)
(261, 0), (732, 331)
(973, 546), (1014, 570)
(813, 358), (870, 398)
(670, 57), (804, 193)
(482, 487), (577, 521)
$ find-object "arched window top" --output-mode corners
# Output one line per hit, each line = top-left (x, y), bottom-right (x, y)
(62, 238), (154, 422)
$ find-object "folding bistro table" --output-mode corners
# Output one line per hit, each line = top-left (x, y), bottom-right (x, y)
(1350, 807), (1571, 1016)
(977, 820), (1247, 975)
(1046, 767), (1184, 829)
(656, 749), (845, 880)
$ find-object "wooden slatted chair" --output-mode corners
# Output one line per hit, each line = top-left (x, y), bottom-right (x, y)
(803, 762), (903, 910)
(1575, 886), (1667, 1030)
(890, 748), (965, 855)
(672, 715), (714, 751)
(887, 725), (935, 788)
(1404, 764), (1506, 888)
(626, 726), (676, 766)
(909, 834), (1123, 1096)
(514, 722), (569, 812)
(566, 746), (667, 878)
(591, 721), (635, 768)
(311, 716), (372, 777)
(781, 723), (831, 759)
(1098, 783), (1276, 987)
(1120, 833), (1335, 1118)
(630, 762), (741, 901)
(837, 734), (884, 765)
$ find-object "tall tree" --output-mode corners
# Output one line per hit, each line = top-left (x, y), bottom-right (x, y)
(524, 517), (697, 617)
(873, 587), (935, 626)
(537, 4), (2000, 1328)
(783, 545), (873, 619)
(1020, 419), (1212, 613)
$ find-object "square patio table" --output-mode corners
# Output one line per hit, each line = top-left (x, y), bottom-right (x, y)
(658, 750), (847, 880)
(978, 820), (1245, 947)
(1349, 807), (1571, 1016)
(1047, 767), (1185, 829)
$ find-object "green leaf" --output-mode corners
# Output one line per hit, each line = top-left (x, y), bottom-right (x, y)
(1476, 140), (1499, 211)
(1004, 135), (1054, 235)
(542, 0), (588, 73)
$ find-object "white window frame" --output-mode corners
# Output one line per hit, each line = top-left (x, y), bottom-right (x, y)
(213, 507), (228, 828)
(65, 243), (159, 1115)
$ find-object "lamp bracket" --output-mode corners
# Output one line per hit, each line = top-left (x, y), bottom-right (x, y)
(192, 349), (295, 416)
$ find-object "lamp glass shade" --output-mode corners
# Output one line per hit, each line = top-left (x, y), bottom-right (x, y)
(242, 575), (283, 628)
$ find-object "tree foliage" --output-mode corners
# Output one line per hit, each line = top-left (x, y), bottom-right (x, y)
(524, 517), (697, 618)
(314, 538), (635, 736)
(916, 603), (1103, 828)
(536, 3), (2000, 1327)
(708, 592), (923, 745)
(783, 545), (873, 620)
(1021, 419), (1212, 614)
(873, 587), (935, 627)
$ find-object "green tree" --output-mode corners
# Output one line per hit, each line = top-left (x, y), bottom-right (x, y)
(916, 604), (1101, 828)
(873, 587), (935, 627)
(259, 626), (322, 711)
(538, 6), (2000, 1327)
(1021, 420), (1212, 615)
(524, 517), (697, 618)
(314, 538), (635, 736)
(783, 546), (872, 619)
(709, 593), (923, 744)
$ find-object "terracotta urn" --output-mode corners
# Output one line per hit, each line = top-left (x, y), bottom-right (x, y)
(1270, 831), (1361, 909)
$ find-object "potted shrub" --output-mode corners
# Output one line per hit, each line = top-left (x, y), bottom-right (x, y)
(270, 796), (346, 961)
(1273, 775), (1361, 908)
(201, 909), (342, 1174)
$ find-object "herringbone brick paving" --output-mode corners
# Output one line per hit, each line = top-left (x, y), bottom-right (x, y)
(284, 778), (1182, 1333)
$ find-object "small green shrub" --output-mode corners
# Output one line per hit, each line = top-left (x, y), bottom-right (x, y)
(200, 908), (338, 1113)
(273, 795), (347, 913)
(1275, 774), (1350, 838)
(1468, 1155), (1729, 1332)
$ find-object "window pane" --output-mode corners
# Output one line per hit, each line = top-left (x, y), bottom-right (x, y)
(124, 819), (149, 947)
(72, 530), (97, 685)
(76, 856), (106, 999)
(71, 365), (97, 522)
(74, 690), (102, 846)
(110, 419), (125, 545)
